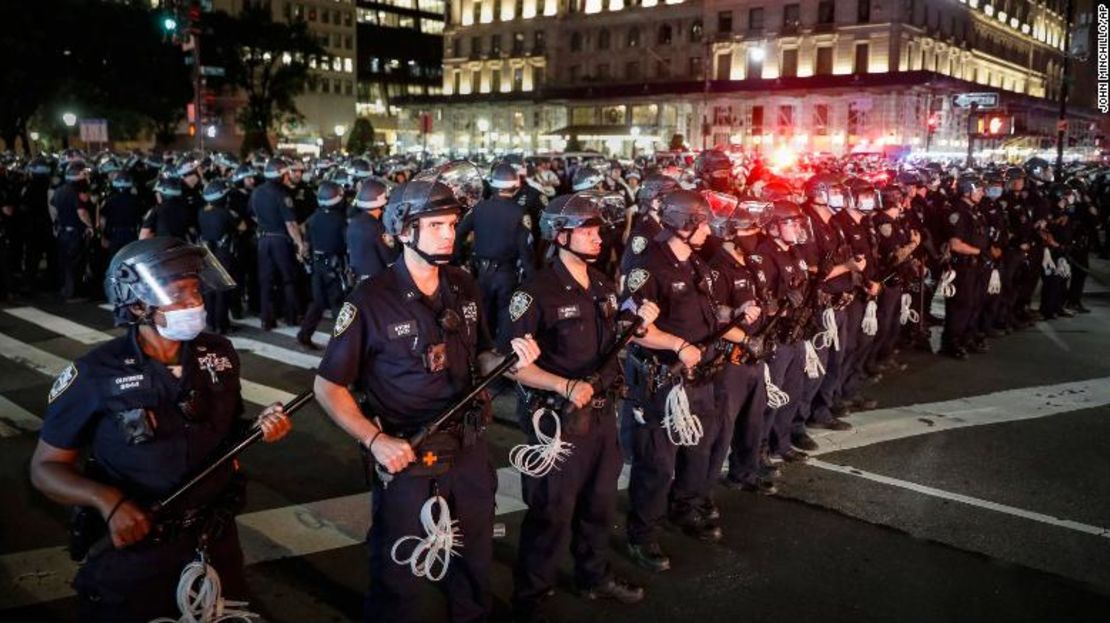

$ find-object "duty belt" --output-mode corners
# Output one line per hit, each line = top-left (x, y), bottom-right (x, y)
(258, 231), (289, 239)
(474, 257), (513, 272)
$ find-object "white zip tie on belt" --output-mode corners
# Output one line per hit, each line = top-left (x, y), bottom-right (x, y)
(940, 269), (957, 298)
(803, 340), (824, 379)
(663, 382), (703, 446)
(987, 268), (1002, 294)
(764, 364), (790, 409)
(811, 307), (839, 351)
(151, 554), (259, 623)
(899, 293), (920, 325)
(1056, 257), (1071, 280)
(509, 407), (574, 478)
(1041, 247), (1056, 276)
(861, 299), (879, 336)
(391, 495), (462, 582)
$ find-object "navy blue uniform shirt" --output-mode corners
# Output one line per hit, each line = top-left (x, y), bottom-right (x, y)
(347, 210), (398, 279)
(249, 181), (295, 234)
(41, 327), (246, 511)
(316, 259), (493, 430)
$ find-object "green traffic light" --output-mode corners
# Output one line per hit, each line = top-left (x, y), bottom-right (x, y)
(163, 16), (177, 31)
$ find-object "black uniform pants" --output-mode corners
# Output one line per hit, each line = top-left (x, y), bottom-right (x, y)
(367, 440), (495, 623)
(74, 523), (247, 623)
(513, 405), (622, 606)
(720, 362), (769, 485)
(997, 253), (1024, 328)
(57, 228), (87, 299)
(299, 258), (346, 339)
(841, 299), (876, 401)
(257, 235), (301, 326)
(870, 284), (903, 365)
(811, 307), (849, 421)
(766, 341), (805, 453)
(620, 376), (717, 545)
(203, 247), (235, 333)
(1066, 249), (1089, 307)
(476, 265), (518, 340)
(1015, 247), (1042, 314)
(799, 336), (833, 427)
(943, 263), (983, 349)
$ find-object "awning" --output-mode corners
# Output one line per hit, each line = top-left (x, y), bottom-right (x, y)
(541, 125), (661, 140)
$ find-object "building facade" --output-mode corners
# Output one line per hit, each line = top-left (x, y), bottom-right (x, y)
(394, 0), (1100, 161)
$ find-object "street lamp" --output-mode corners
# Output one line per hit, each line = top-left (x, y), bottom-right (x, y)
(333, 124), (347, 154)
(62, 112), (77, 127)
(748, 46), (765, 62)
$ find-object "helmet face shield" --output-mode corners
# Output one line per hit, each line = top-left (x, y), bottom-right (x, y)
(415, 160), (484, 210)
(122, 245), (236, 307)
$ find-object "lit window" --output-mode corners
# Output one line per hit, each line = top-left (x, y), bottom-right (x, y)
(344, 57), (354, 72)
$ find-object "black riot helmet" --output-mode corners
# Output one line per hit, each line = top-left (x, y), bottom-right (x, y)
(65, 160), (90, 182)
(804, 172), (841, 204)
(354, 177), (389, 209)
(490, 162), (521, 191)
(414, 160), (485, 211)
(956, 174), (982, 198)
(154, 175), (183, 198)
(764, 200), (811, 245)
(202, 179), (230, 204)
(105, 237), (236, 326)
(317, 181), (345, 208)
(635, 173), (680, 214)
(348, 157), (373, 179)
(382, 180), (461, 265)
(694, 149), (732, 191)
(658, 190), (712, 249)
(1023, 157), (1053, 184)
(111, 171), (134, 190)
(707, 192), (770, 239)
(263, 157), (290, 180)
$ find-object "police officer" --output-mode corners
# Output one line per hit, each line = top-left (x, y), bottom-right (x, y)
(250, 157), (308, 330)
(140, 177), (194, 241)
(312, 178), (539, 623)
(229, 164), (261, 318)
(347, 178), (398, 282)
(620, 173), (679, 282)
(53, 161), (96, 301)
(297, 181), (348, 349)
(176, 159), (205, 217)
(942, 176), (989, 358)
(704, 196), (775, 494)
(29, 237), (291, 622)
(100, 172), (145, 260)
(22, 157), (57, 288)
(1039, 184), (1073, 320)
(455, 162), (534, 339)
(868, 184), (920, 371)
(978, 173), (1010, 336)
(622, 189), (724, 573)
(506, 192), (658, 621)
(198, 180), (242, 335)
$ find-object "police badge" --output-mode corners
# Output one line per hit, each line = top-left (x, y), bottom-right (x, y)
(49, 363), (78, 404)
(949, 213), (960, 225)
(509, 291), (533, 322)
(631, 236), (647, 255)
(879, 223), (894, 237)
(382, 233), (396, 248)
(627, 268), (649, 293)
(334, 302), (357, 337)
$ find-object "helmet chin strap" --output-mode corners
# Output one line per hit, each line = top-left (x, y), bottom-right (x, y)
(405, 228), (452, 265)
(556, 238), (599, 263)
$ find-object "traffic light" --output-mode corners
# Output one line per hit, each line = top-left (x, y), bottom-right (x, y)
(188, 123), (197, 137)
(927, 113), (940, 133)
(162, 14), (177, 33)
(978, 114), (1013, 137)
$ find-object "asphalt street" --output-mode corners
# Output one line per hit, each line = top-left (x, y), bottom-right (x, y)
(1, 269), (1109, 622)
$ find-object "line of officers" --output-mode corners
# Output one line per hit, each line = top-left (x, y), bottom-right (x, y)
(25, 147), (1104, 623)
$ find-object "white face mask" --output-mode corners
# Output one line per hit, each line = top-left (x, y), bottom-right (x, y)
(156, 305), (207, 342)
(858, 198), (876, 211)
(986, 187), (1003, 199)
(828, 193), (845, 208)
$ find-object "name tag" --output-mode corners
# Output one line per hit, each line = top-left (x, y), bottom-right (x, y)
(111, 374), (148, 395)
(671, 281), (688, 293)
(556, 304), (581, 320)
(388, 321), (417, 339)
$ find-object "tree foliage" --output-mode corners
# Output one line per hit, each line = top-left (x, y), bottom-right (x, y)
(346, 117), (376, 155)
(203, 4), (324, 154)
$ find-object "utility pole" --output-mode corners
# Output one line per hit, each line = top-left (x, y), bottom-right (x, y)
(966, 102), (978, 168)
(1054, 0), (1075, 177)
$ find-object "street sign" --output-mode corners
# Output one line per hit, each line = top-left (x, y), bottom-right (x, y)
(79, 119), (109, 143)
(952, 92), (999, 109)
(200, 66), (225, 77)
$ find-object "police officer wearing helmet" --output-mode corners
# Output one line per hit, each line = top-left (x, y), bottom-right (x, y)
(347, 177), (399, 282)
(141, 176), (194, 241)
(703, 195), (776, 494)
(53, 160), (96, 300)
(100, 171), (144, 260)
(22, 157), (57, 287)
(454, 162), (535, 339)
(621, 173), (680, 281)
(977, 173), (1011, 335)
(29, 237), (292, 622)
(506, 192), (659, 621)
(176, 159), (205, 217)
(868, 184), (920, 372)
(249, 157), (308, 330)
(942, 175), (989, 358)
(229, 164), (262, 318)
(621, 189), (725, 572)
(198, 180), (243, 334)
(312, 179), (540, 623)
(693, 149), (734, 194)
(297, 181), (349, 349)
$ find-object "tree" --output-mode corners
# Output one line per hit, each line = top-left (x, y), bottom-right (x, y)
(204, 5), (325, 154)
(0, 0), (70, 151)
(346, 117), (376, 155)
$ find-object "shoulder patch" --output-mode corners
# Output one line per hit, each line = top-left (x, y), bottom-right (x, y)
(334, 302), (357, 337)
(631, 236), (647, 255)
(749, 254), (763, 264)
(509, 291), (533, 322)
(382, 233), (395, 248)
(879, 223), (893, 237)
(48, 363), (78, 404)
(522, 214), (533, 230)
(284, 196), (294, 208)
(949, 212), (960, 225)
(627, 268), (650, 293)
